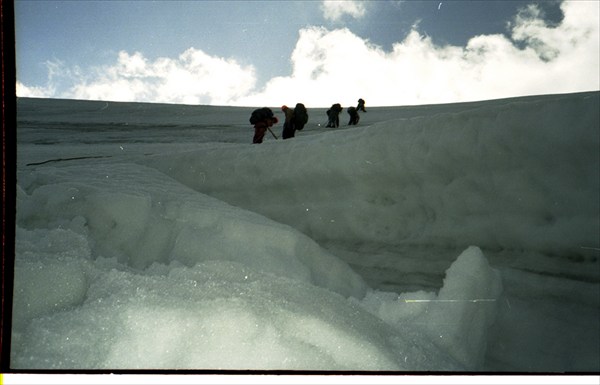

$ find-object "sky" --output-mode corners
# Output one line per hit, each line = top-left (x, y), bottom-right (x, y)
(14, 0), (600, 107)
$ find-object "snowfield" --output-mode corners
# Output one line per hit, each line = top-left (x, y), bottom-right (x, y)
(11, 91), (599, 371)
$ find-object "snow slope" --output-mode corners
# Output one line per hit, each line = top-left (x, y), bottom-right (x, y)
(11, 91), (599, 371)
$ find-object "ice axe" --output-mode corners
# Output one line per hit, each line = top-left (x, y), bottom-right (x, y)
(268, 127), (278, 139)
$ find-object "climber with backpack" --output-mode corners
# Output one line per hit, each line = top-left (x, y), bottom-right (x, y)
(357, 98), (366, 112)
(250, 107), (278, 144)
(281, 103), (309, 139)
(347, 106), (359, 125)
(326, 103), (343, 128)
(293, 103), (309, 131)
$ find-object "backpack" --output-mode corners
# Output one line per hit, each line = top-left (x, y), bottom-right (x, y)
(293, 103), (308, 129)
(250, 107), (274, 125)
(327, 103), (343, 116)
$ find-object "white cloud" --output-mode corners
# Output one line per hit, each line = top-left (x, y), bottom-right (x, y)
(21, 48), (257, 105)
(17, 1), (599, 107)
(320, 0), (367, 22)
(237, 1), (599, 107)
(75, 49), (257, 105)
(16, 58), (74, 99)
(16, 82), (54, 98)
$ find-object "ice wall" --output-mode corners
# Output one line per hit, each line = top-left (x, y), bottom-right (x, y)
(13, 163), (501, 370)
(144, 92), (599, 260)
(15, 163), (367, 300)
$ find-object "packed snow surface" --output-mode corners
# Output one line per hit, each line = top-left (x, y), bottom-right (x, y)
(11, 92), (599, 371)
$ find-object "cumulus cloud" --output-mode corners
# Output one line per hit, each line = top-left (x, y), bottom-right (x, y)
(237, 1), (599, 107)
(80, 49), (257, 105)
(20, 48), (257, 105)
(320, 0), (367, 22)
(17, 1), (599, 107)
(17, 58), (77, 99)
(16, 82), (55, 98)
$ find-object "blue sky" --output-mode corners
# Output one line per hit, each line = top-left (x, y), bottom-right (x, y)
(15, 0), (599, 106)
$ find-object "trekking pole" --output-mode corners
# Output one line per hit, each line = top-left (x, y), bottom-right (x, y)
(268, 127), (278, 139)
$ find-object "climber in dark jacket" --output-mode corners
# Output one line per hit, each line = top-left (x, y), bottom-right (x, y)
(326, 103), (343, 128)
(347, 106), (359, 125)
(357, 98), (366, 112)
